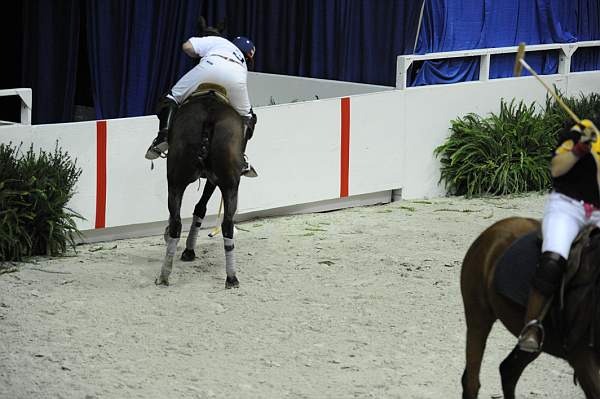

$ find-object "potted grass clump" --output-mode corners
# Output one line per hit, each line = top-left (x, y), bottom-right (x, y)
(435, 92), (600, 198)
(0, 142), (82, 266)
(435, 99), (555, 197)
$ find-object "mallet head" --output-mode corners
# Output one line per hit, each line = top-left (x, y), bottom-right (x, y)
(513, 42), (526, 77)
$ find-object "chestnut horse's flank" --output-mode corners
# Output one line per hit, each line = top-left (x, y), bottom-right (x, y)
(461, 217), (600, 399)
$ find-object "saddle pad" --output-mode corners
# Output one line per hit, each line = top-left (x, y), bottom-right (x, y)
(494, 231), (541, 307)
(188, 83), (229, 104)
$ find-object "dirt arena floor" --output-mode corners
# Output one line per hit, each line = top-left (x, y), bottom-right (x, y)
(0, 193), (585, 398)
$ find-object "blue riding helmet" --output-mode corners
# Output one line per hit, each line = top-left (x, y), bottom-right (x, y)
(232, 36), (255, 60)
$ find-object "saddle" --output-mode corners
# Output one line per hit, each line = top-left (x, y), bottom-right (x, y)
(495, 225), (600, 351)
(186, 83), (229, 105)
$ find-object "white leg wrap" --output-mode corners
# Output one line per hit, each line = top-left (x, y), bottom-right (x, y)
(224, 237), (236, 277)
(166, 237), (179, 257)
(186, 216), (203, 250)
(158, 237), (179, 283)
(160, 255), (174, 280)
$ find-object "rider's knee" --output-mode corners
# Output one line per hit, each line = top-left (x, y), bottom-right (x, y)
(532, 251), (567, 296)
(156, 95), (178, 115)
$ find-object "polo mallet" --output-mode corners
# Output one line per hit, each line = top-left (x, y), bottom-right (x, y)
(207, 196), (238, 238)
(208, 197), (223, 237)
(513, 42), (598, 141)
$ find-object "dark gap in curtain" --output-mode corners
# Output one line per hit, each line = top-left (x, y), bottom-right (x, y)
(0, 3), (24, 123)
(74, 5), (95, 122)
(20, 0), (80, 124)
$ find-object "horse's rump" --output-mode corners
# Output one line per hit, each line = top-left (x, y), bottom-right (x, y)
(560, 225), (600, 351)
(170, 91), (243, 175)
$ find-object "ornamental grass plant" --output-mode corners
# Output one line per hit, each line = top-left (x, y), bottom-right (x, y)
(435, 93), (600, 197)
(0, 143), (82, 263)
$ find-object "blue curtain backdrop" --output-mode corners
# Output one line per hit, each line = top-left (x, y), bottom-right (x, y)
(85, 0), (423, 119)
(412, 0), (600, 86)
(16, 0), (600, 122)
(86, 0), (206, 119)
(21, 1), (80, 124)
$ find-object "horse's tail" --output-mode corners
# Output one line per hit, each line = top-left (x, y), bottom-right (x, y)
(197, 112), (216, 166)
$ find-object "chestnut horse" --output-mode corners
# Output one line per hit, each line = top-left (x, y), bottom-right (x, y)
(461, 217), (600, 399)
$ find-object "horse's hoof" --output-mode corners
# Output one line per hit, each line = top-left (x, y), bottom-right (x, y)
(225, 275), (239, 289)
(155, 276), (170, 286)
(181, 248), (196, 261)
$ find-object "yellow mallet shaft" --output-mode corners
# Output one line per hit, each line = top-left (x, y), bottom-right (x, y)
(208, 197), (223, 237)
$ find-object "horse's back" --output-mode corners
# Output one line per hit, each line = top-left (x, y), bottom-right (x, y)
(173, 95), (241, 144)
(461, 217), (540, 317)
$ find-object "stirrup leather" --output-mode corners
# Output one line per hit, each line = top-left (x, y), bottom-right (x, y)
(518, 319), (545, 353)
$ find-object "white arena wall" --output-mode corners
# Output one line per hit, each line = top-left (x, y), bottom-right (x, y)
(2, 71), (600, 241)
(247, 71), (393, 107)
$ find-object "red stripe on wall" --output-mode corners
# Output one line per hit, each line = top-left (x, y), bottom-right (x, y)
(95, 120), (107, 229)
(340, 97), (350, 197)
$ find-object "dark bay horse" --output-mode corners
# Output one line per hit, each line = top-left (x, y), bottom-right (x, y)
(155, 88), (244, 288)
(461, 217), (600, 399)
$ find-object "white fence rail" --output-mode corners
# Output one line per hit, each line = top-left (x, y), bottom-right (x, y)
(0, 88), (32, 125)
(396, 40), (600, 89)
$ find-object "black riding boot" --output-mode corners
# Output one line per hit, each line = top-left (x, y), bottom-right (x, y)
(518, 251), (567, 352)
(241, 112), (258, 177)
(145, 97), (178, 160)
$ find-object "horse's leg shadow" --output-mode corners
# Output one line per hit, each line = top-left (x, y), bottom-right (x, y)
(498, 345), (540, 399)
(156, 182), (186, 286)
(221, 184), (239, 289)
(181, 180), (217, 262)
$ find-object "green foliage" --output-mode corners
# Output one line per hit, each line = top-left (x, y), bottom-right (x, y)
(435, 93), (600, 197)
(543, 92), (600, 128)
(434, 93), (600, 197)
(435, 99), (553, 197)
(0, 142), (82, 262)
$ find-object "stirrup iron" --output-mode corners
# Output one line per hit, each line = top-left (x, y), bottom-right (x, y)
(518, 319), (545, 353)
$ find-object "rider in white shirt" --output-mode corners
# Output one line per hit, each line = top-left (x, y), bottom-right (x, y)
(145, 35), (257, 177)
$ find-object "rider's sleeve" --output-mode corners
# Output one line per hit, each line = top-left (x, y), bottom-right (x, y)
(188, 37), (216, 57)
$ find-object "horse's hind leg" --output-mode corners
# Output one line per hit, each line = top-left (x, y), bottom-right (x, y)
(156, 182), (186, 286)
(569, 348), (600, 398)
(181, 181), (217, 261)
(221, 184), (239, 288)
(498, 346), (539, 399)
(462, 308), (495, 399)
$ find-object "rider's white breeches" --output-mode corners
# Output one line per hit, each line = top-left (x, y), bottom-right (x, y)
(542, 192), (600, 259)
(168, 55), (251, 116)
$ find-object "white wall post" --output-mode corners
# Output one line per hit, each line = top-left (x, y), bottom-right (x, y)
(558, 44), (576, 75)
(0, 88), (33, 125)
(479, 54), (490, 81)
(396, 56), (411, 90)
